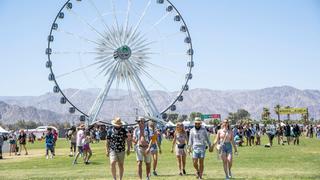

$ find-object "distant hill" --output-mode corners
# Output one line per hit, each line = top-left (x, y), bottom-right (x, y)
(0, 101), (77, 124)
(1, 86), (320, 124)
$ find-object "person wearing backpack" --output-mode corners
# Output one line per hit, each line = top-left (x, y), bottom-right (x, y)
(133, 117), (152, 180)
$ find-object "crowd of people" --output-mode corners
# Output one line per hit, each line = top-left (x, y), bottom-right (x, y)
(1, 118), (320, 180)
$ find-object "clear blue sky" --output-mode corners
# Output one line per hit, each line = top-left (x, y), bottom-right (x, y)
(1, 0), (320, 96)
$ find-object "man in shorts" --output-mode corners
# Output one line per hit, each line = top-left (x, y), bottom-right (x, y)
(73, 124), (85, 165)
(133, 117), (152, 180)
(188, 117), (212, 179)
(106, 117), (130, 180)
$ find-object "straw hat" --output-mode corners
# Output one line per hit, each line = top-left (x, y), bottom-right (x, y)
(112, 117), (123, 127)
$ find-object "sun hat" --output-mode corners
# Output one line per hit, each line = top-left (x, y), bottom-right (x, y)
(194, 117), (202, 123)
(112, 117), (123, 127)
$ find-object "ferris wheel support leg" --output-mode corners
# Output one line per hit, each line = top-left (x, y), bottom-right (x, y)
(86, 62), (119, 127)
(125, 61), (166, 125)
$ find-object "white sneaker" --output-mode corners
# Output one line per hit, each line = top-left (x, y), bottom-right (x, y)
(50, 155), (53, 159)
(46, 155), (49, 159)
(229, 171), (232, 178)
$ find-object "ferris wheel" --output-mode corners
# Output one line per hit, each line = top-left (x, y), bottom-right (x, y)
(45, 0), (194, 126)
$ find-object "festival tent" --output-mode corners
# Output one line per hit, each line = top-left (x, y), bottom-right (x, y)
(182, 120), (191, 127)
(166, 121), (176, 127)
(0, 126), (9, 134)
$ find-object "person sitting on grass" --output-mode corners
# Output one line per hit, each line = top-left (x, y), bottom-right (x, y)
(45, 128), (55, 159)
(83, 130), (92, 164)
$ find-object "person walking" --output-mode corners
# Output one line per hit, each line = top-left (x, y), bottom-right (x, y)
(146, 121), (162, 176)
(214, 119), (238, 180)
(83, 130), (92, 164)
(171, 122), (188, 176)
(45, 128), (55, 159)
(285, 123), (291, 145)
(0, 133), (5, 159)
(106, 117), (130, 180)
(68, 126), (77, 157)
(17, 129), (28, 155)
(73, 124), (85, 165)
(266, 123), (276, 147)
(133, 117), (152, 180)
(9, 132), (17, 156)
(293, 124), (301, 145)
(188, 117), (212, 180)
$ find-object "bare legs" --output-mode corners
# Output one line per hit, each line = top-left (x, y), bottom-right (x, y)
(221, 153), (233, 178)
(137, 161), (151, 180)
(193, 158), (204, 179)
(110, 160), (124, 180)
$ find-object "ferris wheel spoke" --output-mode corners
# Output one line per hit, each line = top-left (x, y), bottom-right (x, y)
(53, 51), (96, 55)
(125, 61), (159, 117)
(125, 0), (152, 45)
(144, 12), (170, 36)
(111, 26), (123, 47)
(96, 60), (118, 77)
(55, 55), (114, 79)
(131, 57), (181, 76)
(110, 0), (122, 43)
(110, 0), (120, 31)
(122, 0), (132, 45)
(130, 38), (155, 52)
(68, 9), (108, 45)
(130, 61), (169, 92)
(57, 29), (102, 47)
(88, 62), (120, 125)
(86, 0), (121, 49)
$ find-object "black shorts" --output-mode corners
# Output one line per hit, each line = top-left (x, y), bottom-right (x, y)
(267, 134), (274, 140)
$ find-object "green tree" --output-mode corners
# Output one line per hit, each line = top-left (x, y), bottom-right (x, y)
(274, 104), (281, 124)
(189, 112), (202, 121)
(167, 113), (179, 122)
(227, 109), (250, 124)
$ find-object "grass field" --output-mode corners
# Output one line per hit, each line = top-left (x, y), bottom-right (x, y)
(0, 136), (319, 180)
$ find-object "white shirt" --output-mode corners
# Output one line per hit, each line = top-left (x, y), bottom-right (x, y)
(76, 130), (84, 147)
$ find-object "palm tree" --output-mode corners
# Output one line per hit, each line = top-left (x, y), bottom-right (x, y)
(285, 106), (291, 122)
(274, 104), (281, 124)
(261, 107), (271, 124)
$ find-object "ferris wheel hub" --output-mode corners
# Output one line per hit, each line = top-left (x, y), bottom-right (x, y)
(114, 45), (132, 60)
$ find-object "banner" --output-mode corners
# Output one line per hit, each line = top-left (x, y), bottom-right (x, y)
(278, 108), (308, 115)
(201, 114), (221, 120)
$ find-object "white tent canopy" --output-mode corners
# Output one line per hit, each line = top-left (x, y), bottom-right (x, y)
(166, 121), (176, 127)
(0, 126), (9, 133)
(182, 121), (191, 127)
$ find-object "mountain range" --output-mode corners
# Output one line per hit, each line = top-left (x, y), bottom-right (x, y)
(0, 86), (320, 124)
